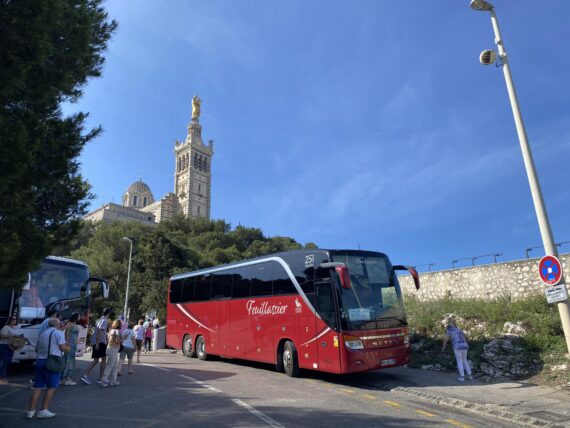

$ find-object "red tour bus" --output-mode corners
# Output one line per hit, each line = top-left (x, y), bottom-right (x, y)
(166, 249), (419, 376)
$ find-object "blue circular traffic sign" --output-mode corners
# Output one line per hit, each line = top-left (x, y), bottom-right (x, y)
(538, 255), (563, 285)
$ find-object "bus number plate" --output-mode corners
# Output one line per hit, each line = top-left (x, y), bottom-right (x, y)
(381, 359), (395, 366)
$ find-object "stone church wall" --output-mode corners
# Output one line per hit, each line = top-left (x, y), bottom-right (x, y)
(399, 253), (569, 301)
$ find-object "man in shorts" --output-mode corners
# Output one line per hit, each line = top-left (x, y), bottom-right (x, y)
(26, 317), (69, 419)
(80, 308), (113, 385)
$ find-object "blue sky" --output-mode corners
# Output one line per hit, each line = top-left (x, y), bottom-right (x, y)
(69, 0), (570, 271)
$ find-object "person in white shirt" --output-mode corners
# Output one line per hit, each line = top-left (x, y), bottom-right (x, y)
(133, 319), (145, 363)
(0, 315), (18, 384)
(26, 318), (69, 419)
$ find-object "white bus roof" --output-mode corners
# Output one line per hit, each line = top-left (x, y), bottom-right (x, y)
(45, 256), (88, 267)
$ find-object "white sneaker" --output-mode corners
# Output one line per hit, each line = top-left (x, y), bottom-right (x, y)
(25, 411), (35, 419)
(457, 376), (465, 382)
(64, 380), (77, 386)
(80, 376), (91, 385)
(36, 409), (56, 419)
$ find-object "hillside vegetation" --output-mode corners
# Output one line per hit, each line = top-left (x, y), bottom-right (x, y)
(405, 295), (570, 389)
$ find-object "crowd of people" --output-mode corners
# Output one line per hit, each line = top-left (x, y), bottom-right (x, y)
(0, 307), (161, 419)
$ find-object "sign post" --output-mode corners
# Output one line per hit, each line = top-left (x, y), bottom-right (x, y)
(538, 256), (570, 323)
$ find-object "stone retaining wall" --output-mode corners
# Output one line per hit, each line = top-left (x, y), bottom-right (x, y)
(398, 253), (569, 301)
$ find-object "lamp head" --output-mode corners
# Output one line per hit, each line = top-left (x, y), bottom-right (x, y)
(122, 236), (133, 244)
(470, 0), (494, 11)
(479, 49), (497, 65)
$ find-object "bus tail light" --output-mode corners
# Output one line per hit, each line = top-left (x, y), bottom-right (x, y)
(335, 266), (352, 289)
(344, 335), (364, 350)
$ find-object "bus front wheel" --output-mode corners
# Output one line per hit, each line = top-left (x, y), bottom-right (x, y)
(182, 335), (196, 358)
(196, 336), (208, 361)
(283, 340), (300, 377)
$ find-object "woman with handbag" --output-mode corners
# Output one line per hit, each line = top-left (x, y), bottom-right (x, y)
(0, 314), (18, 384)
(26, 318), (69, 419)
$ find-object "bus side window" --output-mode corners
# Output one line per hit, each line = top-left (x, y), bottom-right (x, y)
(169, 279), (183, 303)
(270, 262), (296, 295)
(316, 281), (338, 331)
(250, 264), (273, 297)
(181, 277), (196, 302)
(211, 272), (232, 299)
(232, 269), (251, 299)
(194, 275), (212, 301)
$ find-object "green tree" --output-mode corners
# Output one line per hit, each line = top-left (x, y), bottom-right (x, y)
(0, 0), (117, 290)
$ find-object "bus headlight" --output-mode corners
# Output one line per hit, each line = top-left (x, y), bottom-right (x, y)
(344, 335), (364, 350)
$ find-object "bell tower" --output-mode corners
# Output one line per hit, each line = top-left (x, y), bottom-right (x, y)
(174, 96), (214, 219)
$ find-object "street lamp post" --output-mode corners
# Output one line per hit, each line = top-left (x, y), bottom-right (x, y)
(121, 237), (133, 322)
(470, 0), (570, 354)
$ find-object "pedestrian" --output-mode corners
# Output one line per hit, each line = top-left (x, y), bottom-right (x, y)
(100, 319), (122, 387)
(442, 317), (473, 382)
(80, 308), (112, 385)
(133, 319), (144, 363)
(26, 317), (70, 419)
(118, 321), (136, 376)
(0, 314), (18, 384)
(152, 317), (160, 329)
(61, 313), (79, 386)
(144, 322), (153, 353)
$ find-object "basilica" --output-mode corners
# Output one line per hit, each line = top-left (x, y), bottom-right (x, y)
(84, 96), (214, 225)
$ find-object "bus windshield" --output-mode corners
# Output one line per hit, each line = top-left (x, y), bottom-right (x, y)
(331, 253), (406, 330)
(17, 260), (89, 318)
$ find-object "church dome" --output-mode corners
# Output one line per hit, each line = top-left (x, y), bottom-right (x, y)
(123, 179), (155, 209)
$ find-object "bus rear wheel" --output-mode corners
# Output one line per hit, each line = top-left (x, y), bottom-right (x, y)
(196, 336), (208, 361)
(182, 335), (196, 358)
(283, 340), (300, 377)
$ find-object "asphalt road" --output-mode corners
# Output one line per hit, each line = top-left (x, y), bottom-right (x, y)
(0, 352), (517, 427)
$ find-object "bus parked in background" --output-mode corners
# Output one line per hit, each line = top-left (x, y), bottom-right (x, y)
(167, 249), (419, 376)
(0, 256), (109, 362)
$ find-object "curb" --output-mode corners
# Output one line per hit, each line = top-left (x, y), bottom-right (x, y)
(392, 386), (567, 427)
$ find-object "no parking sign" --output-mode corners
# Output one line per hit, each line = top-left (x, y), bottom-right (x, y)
(538, 255), (563, 285)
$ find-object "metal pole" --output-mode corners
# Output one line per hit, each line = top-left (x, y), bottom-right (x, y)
(487, 8), (570, 354)
(123, 238), (133, 322)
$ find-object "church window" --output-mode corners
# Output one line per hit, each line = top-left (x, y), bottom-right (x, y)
(198, 206), (201, 215)
(143, 197), (147, 207)
(133, 195), (138, 206)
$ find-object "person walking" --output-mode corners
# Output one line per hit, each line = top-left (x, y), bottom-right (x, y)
(100, 319), (122, 387)
(118, 321), (136, 376)
(26, 317), (69, 419)
(442, 317), (473, 382)
(0, 314), (18, 384)
(80, 308), (112, 385)
(133, 319), (144, 363)
(144, 322), (153, 353)
(61, 313), (79, 386)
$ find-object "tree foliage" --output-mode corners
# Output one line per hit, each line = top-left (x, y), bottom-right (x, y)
(70, 217), (314, 324)
(0, 0), (117, 290)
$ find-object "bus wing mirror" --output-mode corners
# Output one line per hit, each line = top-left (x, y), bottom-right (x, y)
(335, 266), (351, 289)
(89, 277), (109, 299)
(393, 265), (420, 290)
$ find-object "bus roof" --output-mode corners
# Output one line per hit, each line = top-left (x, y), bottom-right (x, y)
(170, 248), (389, 280)
(45, 256), (88, 267)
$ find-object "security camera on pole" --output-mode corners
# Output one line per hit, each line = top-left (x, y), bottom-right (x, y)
(469, 0), (570, 355)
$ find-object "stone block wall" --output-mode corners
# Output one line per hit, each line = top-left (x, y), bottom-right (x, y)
(398, 253), (569, 301)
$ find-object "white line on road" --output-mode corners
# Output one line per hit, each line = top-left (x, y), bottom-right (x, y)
(231, 399), (285, 428)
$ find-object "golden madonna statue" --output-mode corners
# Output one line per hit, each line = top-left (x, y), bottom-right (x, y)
(191, 95), (202, 119)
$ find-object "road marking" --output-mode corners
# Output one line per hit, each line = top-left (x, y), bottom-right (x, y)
(445, 419), (473, 428)
(140, 363), (171, 372)
(180, 375), (222, 392)
(415, 409), (436, 417)
(232, 399), (285, 428)
(340, 388), (356, 394)
(361, 394), (377, 400)
(383, 400), (401, 407)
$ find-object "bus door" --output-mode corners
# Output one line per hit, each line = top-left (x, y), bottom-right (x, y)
(212, 271), (233, 356)
(315, 278), (340, 372)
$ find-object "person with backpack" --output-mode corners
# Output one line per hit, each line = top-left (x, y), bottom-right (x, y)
(117, 321), (136, 376)
(442, 317), (473, 382)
